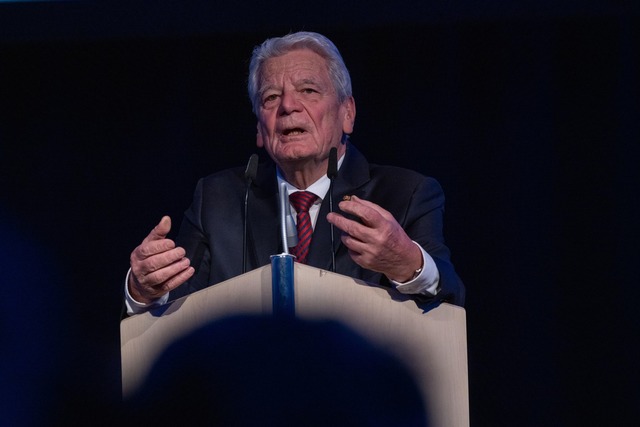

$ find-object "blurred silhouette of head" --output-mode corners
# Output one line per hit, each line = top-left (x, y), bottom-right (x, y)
(124, 315), (428, 427)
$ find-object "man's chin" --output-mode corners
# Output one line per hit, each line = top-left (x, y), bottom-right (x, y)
(275, 145), (318, 163)
(278, 155), (315, 166)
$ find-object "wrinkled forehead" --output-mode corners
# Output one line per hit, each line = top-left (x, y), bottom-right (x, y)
(258, 49), (331, 86)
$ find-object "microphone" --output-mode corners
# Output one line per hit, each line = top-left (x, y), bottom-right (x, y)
(242, 154), (259, 273)
(327, 147), (338, 272)
(280, 182), (298, 254)
(245, 153), (259, 182)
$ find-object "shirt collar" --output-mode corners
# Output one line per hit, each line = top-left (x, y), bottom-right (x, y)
(276, 153), (345, 201)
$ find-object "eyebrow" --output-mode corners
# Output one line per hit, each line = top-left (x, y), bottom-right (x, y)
(298, 77), (331, 90)
(259, 74), (327, 97)
(297, 78), (319, 86)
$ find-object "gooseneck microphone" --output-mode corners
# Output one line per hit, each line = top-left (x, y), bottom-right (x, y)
(243, 154), (259, 273)
(280, 182), (298, 253)
(327, 147), (338, 272)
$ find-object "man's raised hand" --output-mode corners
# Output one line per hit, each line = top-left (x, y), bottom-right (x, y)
(128, 216), (194, 304)
(326, 196), (422, 282)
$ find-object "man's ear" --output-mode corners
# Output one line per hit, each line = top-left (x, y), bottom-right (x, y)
(342, 97), (356, 134)
(256, 123), (264, 148)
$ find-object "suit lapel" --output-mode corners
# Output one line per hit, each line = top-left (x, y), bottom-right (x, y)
(307, 199), (334, 269)
(247, 160), (281, 268)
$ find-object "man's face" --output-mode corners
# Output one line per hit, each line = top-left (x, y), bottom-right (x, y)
(255, 49), (355, 172)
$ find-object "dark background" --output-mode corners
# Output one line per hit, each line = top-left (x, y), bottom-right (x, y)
(1, 1), (639, 425)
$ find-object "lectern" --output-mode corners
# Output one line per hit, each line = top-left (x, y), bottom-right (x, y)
(121, 263), (469, 427)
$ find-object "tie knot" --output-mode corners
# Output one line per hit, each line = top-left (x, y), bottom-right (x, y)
(289, 191), (318, 213)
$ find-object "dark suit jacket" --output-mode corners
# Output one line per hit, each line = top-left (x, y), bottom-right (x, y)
(171, 143), (465, 306)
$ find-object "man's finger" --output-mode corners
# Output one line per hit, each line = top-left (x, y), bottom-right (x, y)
(142, 216), (172, 244)
(141, 257), (192, 288)
(338, 196), (386, 227)
(327, 212), (372, 244)
(157, 266), (195, 293)
(129, 263), (194, 303)
(327, 212), (357, 235)
(134, 246), (186, 275)
(133, 239), (178, 261)
(346, 195), (395, 220)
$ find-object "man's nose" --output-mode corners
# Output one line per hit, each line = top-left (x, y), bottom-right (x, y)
(279, 90), (301, 115)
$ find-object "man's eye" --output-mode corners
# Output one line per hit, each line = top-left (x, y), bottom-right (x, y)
(302, 88), (316, 94)
(263, 94), (278, 103)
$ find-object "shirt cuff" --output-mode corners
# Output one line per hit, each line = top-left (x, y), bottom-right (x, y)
(124, 268), (169, 315)
(391, 242), (440, 296)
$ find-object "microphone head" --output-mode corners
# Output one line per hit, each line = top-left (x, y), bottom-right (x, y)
(285, 214), (298, 248)
(245, 154), (259, 182)
(279, 182), (298, 253)
(327, 147), (338, 179)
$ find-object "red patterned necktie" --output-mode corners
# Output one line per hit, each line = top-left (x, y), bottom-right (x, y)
(289, 191), (318, 264)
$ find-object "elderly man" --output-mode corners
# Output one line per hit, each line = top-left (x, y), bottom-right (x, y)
(125, 31), (464, 314)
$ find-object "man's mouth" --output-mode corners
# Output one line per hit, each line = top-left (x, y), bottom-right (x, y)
(282, 128), (306, 136)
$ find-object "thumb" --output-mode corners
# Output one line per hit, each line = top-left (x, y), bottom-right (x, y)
(143, 215), (172, 243)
